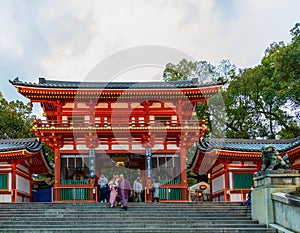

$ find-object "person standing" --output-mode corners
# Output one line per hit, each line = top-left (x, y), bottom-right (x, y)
(117, 174), (131, 211)
(108, 176), (118, 208)
(98, 174), (108, 203)
(134, 177), (143, 202)
(152, 178), (161, 202)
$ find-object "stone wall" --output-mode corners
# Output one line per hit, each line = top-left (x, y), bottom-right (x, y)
(270, 192), (300, 233)
(251, 170), (300, 229)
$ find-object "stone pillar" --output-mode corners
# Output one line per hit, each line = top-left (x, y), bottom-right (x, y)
(251, 170), (300, 226)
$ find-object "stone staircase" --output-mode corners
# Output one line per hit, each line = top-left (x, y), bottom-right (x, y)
(0, 202), (275, 232)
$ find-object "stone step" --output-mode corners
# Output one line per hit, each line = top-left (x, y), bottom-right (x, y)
(0, 203), (243, 208)
(0, 223), (269, 229)
(0, 216), (252, 221)
(0, 228), (276, 233)
(0, 204), (244, 212)
(0, 206), (250, 214)
(0, 202), (270, 232)
(0, 219), (258, 224)
(0, 210), (251, 218)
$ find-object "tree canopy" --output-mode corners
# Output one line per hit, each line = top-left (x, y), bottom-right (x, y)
(163, 23), (300, 140)
(0, 92), (54, 167)
(0, 92), (35, 139)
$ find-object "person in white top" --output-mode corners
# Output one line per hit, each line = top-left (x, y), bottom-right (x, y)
(152, 178), (160, 202)
(98, 174), (108, 203)
(134, 177), (143, 202)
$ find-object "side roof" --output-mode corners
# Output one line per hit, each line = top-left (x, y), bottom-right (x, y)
(0, 138), (52, 173)
(197, 137), (300, 153)
(9, 77), (226, 89)
(188, 137), (300, 171)
(0, 138), (43, 153)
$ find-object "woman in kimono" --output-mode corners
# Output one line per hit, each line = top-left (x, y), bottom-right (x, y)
(108, 176), (118, 208)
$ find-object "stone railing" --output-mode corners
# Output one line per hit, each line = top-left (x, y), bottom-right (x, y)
(270, 192), (300, 233)
(252, 170), (300, 233)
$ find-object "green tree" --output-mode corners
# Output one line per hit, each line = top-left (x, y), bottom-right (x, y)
(273, 23), (300, 121)
(0, 91), (54, 167)
(163, 59), (196, 81)
(0, 91), (35, 139)
(223, 23), (300, 139)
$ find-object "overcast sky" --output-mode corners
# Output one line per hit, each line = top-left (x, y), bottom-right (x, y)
(1, 0), (300, 104)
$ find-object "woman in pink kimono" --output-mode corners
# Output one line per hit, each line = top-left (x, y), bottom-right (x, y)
(108, 176), (118, 208)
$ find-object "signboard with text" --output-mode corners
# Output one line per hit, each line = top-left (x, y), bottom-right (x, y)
(146, 148), (152, 178)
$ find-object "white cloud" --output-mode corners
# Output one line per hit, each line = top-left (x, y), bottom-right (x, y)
(1, 0), (300, 89)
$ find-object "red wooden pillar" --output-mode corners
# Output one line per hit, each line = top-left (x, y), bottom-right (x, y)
(180, 146), (188, 201)
(54, 147), (60, 185)
(11, 162), (17, 202)
(54, 147), (61, 201)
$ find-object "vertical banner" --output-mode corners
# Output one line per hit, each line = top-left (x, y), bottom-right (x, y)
(146, 147), (152, 178)
(89, 148), (95, 178)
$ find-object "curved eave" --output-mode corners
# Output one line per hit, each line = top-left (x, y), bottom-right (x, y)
(13, 85), (222, 102)
(0, 149), (51, 174)
(30, 149), (52, 174)
(10, 78), (226, 89)
(189, 147), (262, 174)
(0, 150), (27, 160)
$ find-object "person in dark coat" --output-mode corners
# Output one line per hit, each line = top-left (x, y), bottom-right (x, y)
(117, 174), (132, 211)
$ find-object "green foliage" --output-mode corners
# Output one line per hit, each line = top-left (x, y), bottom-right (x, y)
(0, 91), (54, 174)
(0, 91), (35, 139)
(163, 23), (300, 140)
(163, 59), (196, 81)
(163, 59), (234, 84)
(187, 170), (208, 186)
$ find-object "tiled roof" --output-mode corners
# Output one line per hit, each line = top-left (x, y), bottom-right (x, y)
(188, 137), (300, 170)
(10, 77), (225, 89)
(197, 137), (300, 153)
(0, 138), (43, 153)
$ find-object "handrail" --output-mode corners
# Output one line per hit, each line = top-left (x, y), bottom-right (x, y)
(52, 186), (97, 202)
(145, 185), (190, 202)
(34, 120), (203, 129)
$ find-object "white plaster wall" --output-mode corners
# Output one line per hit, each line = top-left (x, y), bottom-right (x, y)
(16, 175), (30, 194)
(96, 144), (109, 150)
(244, 161), (256, 166)
(61, 145), (73, 150)
(132, 144), (143, 150)
(212, 174), (224, 194)
(76, 144), (88, 150)
(153, 144), (164, 150)
(17, 164), (29, 173)
(167, 144), (179, 149)
(0, 194), (11, 202)
(229, 172), (233, 189)
(8, 172), (12, 190)
(230, 193), (242, 202)
(212, 164), (224, 173)
(112, 144), (129, 150)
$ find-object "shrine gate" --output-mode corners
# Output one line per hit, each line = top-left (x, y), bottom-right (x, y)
(11, 77), (223, 202)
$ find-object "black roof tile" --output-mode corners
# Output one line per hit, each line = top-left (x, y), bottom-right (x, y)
(197, 137), (300, 153)
(0, 138), (43, 153)
(10, 77), (225, 89)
